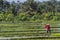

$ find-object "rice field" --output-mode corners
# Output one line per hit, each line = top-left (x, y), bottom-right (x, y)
(0, 21), (60, 40)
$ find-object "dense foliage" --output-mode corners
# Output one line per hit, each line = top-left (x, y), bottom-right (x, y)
(0, 0), (60, 22)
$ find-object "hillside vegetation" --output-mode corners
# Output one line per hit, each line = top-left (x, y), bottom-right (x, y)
(0, 0), (60, 22)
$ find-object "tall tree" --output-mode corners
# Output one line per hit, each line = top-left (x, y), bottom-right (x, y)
(11, 1), (17, 16)
(23, 0), (38, 12)
(0, 0), (4, 7)
(50, 0), (57, 16)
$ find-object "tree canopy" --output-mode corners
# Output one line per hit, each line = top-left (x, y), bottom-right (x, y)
(0, 0), (60, 22)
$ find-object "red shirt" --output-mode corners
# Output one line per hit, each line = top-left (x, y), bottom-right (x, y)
(45, 24), (50, 30)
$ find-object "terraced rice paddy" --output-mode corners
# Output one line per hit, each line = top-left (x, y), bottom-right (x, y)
(0, 21), (60, 40)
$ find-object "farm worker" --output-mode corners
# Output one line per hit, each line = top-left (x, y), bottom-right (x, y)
(45, 23), (51, 34)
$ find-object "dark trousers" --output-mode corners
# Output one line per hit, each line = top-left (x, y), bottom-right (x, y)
(47, 30), (51, 34)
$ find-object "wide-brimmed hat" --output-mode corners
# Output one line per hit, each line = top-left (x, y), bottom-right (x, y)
(46, 24), (49, 25)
